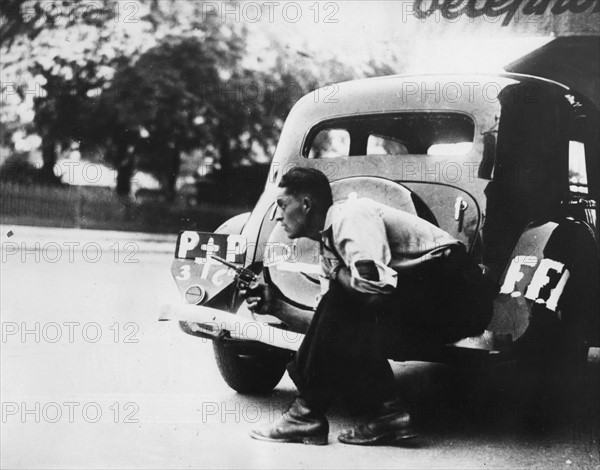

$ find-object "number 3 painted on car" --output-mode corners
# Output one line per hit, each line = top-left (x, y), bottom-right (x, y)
(176, 265), (191, 281)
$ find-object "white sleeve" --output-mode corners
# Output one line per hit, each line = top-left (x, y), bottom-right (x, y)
(331, 203), (397, 294)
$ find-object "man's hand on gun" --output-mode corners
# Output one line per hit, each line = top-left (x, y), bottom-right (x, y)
(239, 283), (274, 316)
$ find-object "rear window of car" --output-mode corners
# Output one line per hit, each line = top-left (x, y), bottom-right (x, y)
(304, 112), (475, 158)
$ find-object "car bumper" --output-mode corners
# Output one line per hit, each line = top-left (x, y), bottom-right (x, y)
(159, 303), (302, 351)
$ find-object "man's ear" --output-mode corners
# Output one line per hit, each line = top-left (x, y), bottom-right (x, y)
(302, 196), (312, 212)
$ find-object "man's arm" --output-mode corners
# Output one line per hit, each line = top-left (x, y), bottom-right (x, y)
(330, 202), (397, 294)
(241, 283), (313, 333)
(336, 265), (389, 310)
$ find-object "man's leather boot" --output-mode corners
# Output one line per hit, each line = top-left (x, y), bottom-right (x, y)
(338, 399), (418, 446)
(249, 398), (329, 445)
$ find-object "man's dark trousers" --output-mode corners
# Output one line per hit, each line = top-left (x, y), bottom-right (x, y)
(287, 280), (397, 414)
(286, 245), (493, 415)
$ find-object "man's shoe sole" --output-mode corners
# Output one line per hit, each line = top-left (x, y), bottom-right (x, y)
(249, 430), (328, 445)
(337, 429), (418, 446)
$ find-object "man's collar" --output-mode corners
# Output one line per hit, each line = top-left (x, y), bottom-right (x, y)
(319, 194), (361, 236)
(318, 204), (337, 237)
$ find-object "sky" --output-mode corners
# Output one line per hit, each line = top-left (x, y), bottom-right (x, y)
(248, 1), (554, 73)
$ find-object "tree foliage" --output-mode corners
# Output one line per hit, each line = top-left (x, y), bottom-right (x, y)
(3, 0), (405, 197)
(30, 53), (116, 183)
(0, 0), (114, 49)
(98, 28), (312, 198)
(105, 35), (228, 197)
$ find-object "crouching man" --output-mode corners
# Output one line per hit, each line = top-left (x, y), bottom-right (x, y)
(242, 168), (493, 446)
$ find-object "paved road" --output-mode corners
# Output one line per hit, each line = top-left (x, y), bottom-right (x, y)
(1, 226), (599, 469)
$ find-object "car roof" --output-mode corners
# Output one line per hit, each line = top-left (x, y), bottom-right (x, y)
(272, 73), (573, 165)
(288, 73), (569, 124)
(263, 73), (583, 201)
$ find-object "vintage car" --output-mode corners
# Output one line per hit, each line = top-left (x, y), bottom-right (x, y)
(160, 73), (599, 404)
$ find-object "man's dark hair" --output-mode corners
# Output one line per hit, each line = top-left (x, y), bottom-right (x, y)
(279, 167), (333, 209)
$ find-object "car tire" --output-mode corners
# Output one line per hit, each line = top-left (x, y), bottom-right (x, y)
(212, 340), (292, 394)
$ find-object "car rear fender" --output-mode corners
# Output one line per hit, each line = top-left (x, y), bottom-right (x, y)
(215, 212), (251, 236)
(487, 218), (599, 345)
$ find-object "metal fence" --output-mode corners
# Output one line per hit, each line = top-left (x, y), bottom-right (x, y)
(0, 183), (245, 233)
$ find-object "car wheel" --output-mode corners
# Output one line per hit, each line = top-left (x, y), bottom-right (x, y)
(213, 339), (292, 394)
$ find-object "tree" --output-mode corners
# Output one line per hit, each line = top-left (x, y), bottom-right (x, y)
(2, 0), (149, 185)
(103, 35), (223, 198)
(29, 54), (114, 183)
(4, 0), (406, 197)
(5, 0), (265, 196)
(97, 25), (372, 198)
(102, 29), (289, 199)
(0, 0), (114, 49)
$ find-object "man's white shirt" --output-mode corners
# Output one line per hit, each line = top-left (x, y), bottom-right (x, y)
(317, 197), (458, 303)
